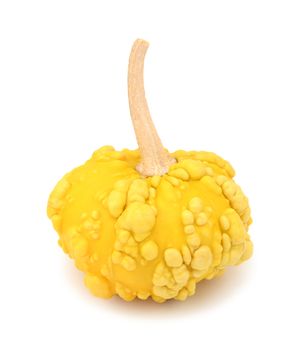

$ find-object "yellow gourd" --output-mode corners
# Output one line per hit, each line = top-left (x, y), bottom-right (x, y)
(47, 39), (253, 303)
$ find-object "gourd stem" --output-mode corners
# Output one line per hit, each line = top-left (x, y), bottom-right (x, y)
(128, 39), (176, 176)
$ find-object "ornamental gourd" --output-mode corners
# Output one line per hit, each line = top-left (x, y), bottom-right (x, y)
(47, 39), (253, 303)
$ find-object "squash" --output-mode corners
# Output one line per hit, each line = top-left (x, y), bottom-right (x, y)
(47, 39), (253, 303)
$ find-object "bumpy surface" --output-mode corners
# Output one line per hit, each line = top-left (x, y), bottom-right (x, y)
(47, 146), (253, 302)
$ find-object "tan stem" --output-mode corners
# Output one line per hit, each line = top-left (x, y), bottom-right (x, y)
(128, 39), (176, 176)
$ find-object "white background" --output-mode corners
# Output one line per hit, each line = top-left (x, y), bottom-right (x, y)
(0, 1), (307, 349)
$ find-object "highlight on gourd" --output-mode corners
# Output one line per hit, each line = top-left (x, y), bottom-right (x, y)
(47, 39), (253, 303)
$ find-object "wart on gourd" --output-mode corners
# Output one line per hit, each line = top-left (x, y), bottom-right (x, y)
(47, 39), (253, 303)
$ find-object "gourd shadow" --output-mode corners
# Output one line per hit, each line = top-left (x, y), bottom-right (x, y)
(63, 257), (254, 317)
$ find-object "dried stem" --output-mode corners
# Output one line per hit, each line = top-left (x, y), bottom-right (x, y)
(128, 39), (175, 176)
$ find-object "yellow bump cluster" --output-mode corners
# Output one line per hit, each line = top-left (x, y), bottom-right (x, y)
(141, 240), (158, 261)
(191, 246), (212, 271)
(164, 248), (183, 267)
(47, 146), (253, 302)
(109, 178), (157, 273)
